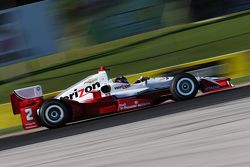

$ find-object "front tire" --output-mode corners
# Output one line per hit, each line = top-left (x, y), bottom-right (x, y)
(170, 73), (199, 101)
(39, 99), (71, 129)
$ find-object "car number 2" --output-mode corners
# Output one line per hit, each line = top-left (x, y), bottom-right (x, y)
(25, 108), (33, 121)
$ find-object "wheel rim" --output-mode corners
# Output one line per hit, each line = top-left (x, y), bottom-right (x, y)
(45, 105), (64, 123)
(176, 78), (195, 96)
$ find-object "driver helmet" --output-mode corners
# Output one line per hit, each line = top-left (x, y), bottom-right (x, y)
(114, 76), (129, 84)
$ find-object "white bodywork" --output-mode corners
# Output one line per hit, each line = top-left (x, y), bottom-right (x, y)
(14, 85), (43, 99)
(55, 70), (173, 103)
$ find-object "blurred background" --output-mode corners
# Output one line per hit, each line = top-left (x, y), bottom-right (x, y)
(0, 0), (250, 104)
(0, 0), (250, 66)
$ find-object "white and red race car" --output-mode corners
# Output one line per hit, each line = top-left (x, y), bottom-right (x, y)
(10, 66), (233, 130)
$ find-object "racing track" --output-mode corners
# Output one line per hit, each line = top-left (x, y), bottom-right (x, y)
(0, 85), (250, 167)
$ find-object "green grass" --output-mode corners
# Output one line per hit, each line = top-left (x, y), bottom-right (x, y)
(0, 11), (250, 104)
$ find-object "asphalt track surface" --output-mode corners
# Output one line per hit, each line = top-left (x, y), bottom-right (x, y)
(0, 86), (249, 167)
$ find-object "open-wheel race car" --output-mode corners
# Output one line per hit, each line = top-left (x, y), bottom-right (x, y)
(10, 66), (233, 130)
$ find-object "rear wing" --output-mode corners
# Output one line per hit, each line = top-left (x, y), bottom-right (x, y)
(11, 85), (43, 114)
(10, 85), (44, 130)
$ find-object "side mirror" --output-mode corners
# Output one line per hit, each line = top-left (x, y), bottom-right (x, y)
(101, 85), (111, 94)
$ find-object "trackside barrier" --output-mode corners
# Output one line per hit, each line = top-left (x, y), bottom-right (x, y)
(126, 50), (250, 82)
(0, 103), (21, 129)
(0, 50), (249, 129)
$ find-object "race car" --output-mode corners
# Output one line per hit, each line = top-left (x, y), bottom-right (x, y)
(10, 66), (233, 130)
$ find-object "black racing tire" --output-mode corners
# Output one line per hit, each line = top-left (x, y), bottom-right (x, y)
(39, 99), (71, 129)
(170, 73), (199, 101)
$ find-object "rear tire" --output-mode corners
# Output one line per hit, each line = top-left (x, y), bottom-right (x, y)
(170, 73), (199, 101)
(39, 99), (71, 129)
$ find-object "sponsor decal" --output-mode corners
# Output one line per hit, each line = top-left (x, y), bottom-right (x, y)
(204, 85), (220, 91)
(64, 82), (101, 100)
(119, 101), (151, 111)
(114, 84), (130, 90)
(85, 78), (98, 84)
